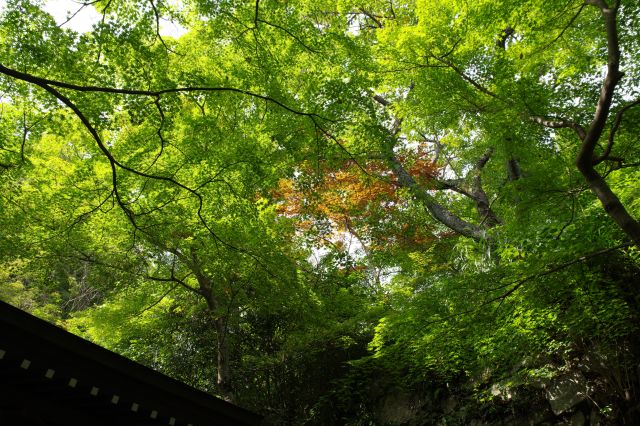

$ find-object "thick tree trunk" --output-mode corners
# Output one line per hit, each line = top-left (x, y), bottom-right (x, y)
(575, 2), (640, 247)
(192, 264), (235, 402)
(214, 316), (234, 402)
(578, 167), (640, 246)
(532, 2), (640, 247)
(376, 94), (499, 240)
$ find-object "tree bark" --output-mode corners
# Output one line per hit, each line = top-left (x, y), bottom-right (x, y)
(192, 263), (235, 402)
(471, 148), (501, 227)
(387, 153), (489, 241)
(506, 156), (522, 182)
(213, 316), (233, 401)
(575, 2), (640, 247)
(376, 93), (497, 241)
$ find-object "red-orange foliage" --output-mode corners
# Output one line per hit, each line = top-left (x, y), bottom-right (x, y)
(272, 160), (394, 220)
(271, 151), (440, 249)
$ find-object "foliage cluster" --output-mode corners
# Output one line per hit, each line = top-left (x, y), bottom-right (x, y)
(1, 0), (640, 424)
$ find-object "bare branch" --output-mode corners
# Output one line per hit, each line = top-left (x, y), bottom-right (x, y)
(530, 115), (587, 140)
(3, 65), (258, 261)
(148, 0), (179, 54)
(358, 8), (384, 28)
(0, 63), (327, 122)
(56, 3), (88, 28)
(432, 55), (503, 100)
(493, 241), (633, 305)
(540, 4), (586, 51)
(134, 283), (179, 316)
(146, 273), (198, 295)
(254, 0), (260, 27)
(311, 118), (371, 176)
(0, 61), (350, 265)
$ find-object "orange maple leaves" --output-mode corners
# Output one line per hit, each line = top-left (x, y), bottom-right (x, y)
(271, 151), (440, 250)
(272, 159), (395, 223)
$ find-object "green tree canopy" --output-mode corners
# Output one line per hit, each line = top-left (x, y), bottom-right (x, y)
(1, 0), (639, 423)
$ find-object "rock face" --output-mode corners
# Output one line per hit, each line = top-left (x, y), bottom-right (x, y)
(365, 364), (638, 425)
(376, 392), (421, 424)
(546, 370), (588, 415)
(570, 410), (586, 426)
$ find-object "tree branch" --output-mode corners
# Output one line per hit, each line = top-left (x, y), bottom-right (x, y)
(387, 152), (489, 241)
(432, 55), (503, 101)
(254, 0), (260, 27)
(375, 92), (494, 239)
(530, 115), (587, 140)
(358, 8), (384, 28)
(493, 241), (633, 305)
(146, 273), (199, 296)
(0, 63), (326, 121)
(574, 2), (640, 246)
(594, 97), (640, 165)
(539, 4), (586, 52)
(403, 241), (634, 338)
(0, 61), (330, 272)
(134, 283), (180, 317)
(256, 19), (319, 53)
(148, 0), (177, 54)
(471, 147), (501, 227)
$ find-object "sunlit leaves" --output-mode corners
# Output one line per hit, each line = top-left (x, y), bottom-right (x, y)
(0, 0), (639, 421)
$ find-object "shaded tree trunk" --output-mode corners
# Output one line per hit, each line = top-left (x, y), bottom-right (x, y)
(214, 315), (233, 401)
(192, 264), (235, 402)
(575, 2), (640, 247)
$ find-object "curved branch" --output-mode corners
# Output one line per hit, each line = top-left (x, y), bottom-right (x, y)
(7, 66), (241, 255)
(0, 64), (315, 282)
(375, 92), (495, 239)
(0, 63), (326, 121)
(530, 115), (587, 140)
(146, 273), (198, 296)
(413, 241), (635, 328)
(594, 97), (640, 165)
(256, 19), (319, 54)
(36, 82), (136, 223)
(148, 0), (178, 54)
(134, 283), (179, 316)
(493, 241), (632, 306)
(539, 4), (586, 52)
(432, 55), (503, 101)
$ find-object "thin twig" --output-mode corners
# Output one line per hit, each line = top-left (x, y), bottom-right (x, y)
(148, 0), (179, 54)
(134, 283), (179, 317)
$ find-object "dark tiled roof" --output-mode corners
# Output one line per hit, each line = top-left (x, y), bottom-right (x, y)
(0, 300), (262, 425)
